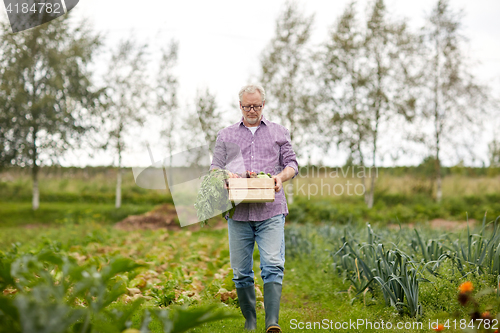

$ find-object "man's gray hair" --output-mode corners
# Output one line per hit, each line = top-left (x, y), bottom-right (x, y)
(238, 84), (266, 102)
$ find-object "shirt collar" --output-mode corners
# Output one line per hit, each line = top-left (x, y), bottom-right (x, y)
(239, 115), (268, 127)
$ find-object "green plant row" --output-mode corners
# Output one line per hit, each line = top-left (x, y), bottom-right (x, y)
(0, 203), (155, 227)
(332, 224), (428, 317)
(0, 189), (173, 205)
(287, 195), (500, 224)
(0, 245), (235, 333)
(298, 164), (500, 178)
(285, 214), (500, 318)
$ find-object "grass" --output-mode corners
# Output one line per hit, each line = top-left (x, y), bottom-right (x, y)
(287, 195), (500, 225)
(3, 166), (500, 202)
(2, 167), (500, 331)
(2, 166), (500, 227)
(2, 219), (499, 332)
(0, 167), (172, 205)
(293, 168), (500, 198)
(0, 202), (154, 228)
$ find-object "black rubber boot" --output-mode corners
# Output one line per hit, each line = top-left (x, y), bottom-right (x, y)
(236, 285), (257, 330)
(264, 282), (282, 332)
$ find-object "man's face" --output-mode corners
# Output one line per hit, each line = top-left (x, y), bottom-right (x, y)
(240, 91), (265, 127)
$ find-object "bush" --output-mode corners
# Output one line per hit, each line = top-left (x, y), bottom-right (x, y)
(0, 203), (156, 227)
(287, 194), (499, 224)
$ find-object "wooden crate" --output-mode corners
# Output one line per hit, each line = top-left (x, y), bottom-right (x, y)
(228, 178), (275, 203)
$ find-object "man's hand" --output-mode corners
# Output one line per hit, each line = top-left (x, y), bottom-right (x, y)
(272, 166), (296, 193)
(272, 175), (282, 192)
(224, 172), (232, 189)
(224, 172), (240, 189)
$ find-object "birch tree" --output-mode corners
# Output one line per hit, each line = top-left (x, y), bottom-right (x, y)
(362, 0), (419, 207)
(155, 40), (179, 190)
(419, 0), (490, 202)
(182, 88), (225, 168)
(0, 16), (103, 210)
(260, 0), (318, 152)
(102, 38), (149, 208)
(260, 0), (318, 203)
(321, 0), (419, 207)
(488, 139), (500, 168)
(320, 2), (370, 197)
(195, 88), (223, 150)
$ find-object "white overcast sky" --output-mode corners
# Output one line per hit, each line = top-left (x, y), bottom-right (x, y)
(3, 0), (500, 167)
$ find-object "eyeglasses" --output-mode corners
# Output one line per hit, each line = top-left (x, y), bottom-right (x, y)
(241, 104), (263, 112)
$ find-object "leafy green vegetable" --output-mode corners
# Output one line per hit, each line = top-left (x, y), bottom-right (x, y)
(194, 169), (235, 227)
(0, 246), (236, 333)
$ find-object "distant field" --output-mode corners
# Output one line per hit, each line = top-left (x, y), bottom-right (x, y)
(1, 166), (499, 226)
(0, 202), (155, 227)
(2, 166), (499, 200)
(292, 168), (500, 198)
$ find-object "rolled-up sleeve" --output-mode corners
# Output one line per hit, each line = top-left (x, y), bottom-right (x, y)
(281, 128), (299, 178)
(210, 131), (226, 171)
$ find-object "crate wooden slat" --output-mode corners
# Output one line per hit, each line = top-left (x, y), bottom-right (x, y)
(228, 178), (275, 203)
(229, 188), (275, 203)
(228, 178), (275, 189)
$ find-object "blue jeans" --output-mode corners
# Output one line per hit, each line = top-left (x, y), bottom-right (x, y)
(228, 214), (285, 289)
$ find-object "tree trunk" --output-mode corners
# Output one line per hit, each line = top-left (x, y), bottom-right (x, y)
(168, 150), (174, 194)
(367, 116), (379, 209)
(436, 170), (442, 203)
(366, 58), (382, 209)
(115, 167), (122, 208)
(361, 174), (368, 205)
(367, 166), (376, 209)
(435, 154), (442, 203)
(433, 31), (442, 203)
(32, 162), (39, 211)
(116, 140), (123, 208)
(32, 128), (39, 211)
(359, 157), (369, 206)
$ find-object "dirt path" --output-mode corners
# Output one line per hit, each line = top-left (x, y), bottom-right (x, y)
(114, 204), (227, 231)
(114, 204), (479, 232)
(388, 218), (477, 231)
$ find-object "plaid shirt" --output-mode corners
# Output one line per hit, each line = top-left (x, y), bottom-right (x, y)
(210, 115), (299, 221)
